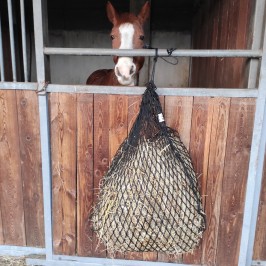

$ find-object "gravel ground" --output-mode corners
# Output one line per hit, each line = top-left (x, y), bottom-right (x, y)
(0, 257), (27, 266)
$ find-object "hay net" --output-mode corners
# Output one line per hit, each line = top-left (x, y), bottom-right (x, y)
(92, 81), (206, 255)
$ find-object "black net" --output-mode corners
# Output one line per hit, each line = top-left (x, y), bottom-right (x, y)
(92, 81), (206, 255)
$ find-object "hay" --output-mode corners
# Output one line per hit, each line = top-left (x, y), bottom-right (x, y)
(92, 133), (205, 255)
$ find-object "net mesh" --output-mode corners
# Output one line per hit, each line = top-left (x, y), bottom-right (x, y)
(92, 81), (206, 255)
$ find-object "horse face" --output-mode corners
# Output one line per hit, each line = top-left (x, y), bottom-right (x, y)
(107, 2), (150, 85)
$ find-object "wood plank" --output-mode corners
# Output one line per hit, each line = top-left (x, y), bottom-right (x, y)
(77, 94), (94, 256)
(216, 98), (255, 266)
(215, 0), (230, 88)
(157, 96), (194, 263)
(253, 155), (266, 260)
(233, 0), (252, 88)
(50, 93), (77, 255)
(93, 94), (109, 258)
(109, 94), (128, 259)
(16, 90), (45, 247)
(0, 90), (26, 245)
(201, 98), (230, 266)
(183, 97), (209, 264)
(165, 96), (193, 149)
(109, 95), (128, 161)
(207, 0), (221, 88)
(125, 95), (144, 261)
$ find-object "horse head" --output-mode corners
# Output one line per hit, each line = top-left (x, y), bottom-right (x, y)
(107, 1), (150, 86)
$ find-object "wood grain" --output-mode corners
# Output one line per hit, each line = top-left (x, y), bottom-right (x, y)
(109, 94), (128, 259)
(165, 96), (193, 149)
(201, 98), (230, 266)
(0, 90), (26, 245)
(93, 94), (109, 257)
(253, 155), (266, 260)
(77, 94), (94, 256)
(183, 97), (208, 264)
(16, 90), (45, 247)
(216, 98), (255, 266)
(125, 95), (144, 261)
(50, 93), (77, 255)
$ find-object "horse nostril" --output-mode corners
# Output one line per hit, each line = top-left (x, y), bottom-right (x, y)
(130, 65), (135, 75)
(115, 67), (122, 77)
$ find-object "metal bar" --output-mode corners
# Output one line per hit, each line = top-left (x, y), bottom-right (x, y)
(44, 47), (262, 58)
(33, 0), (46, 83)
(20, 0), (28, 81)
(252, 261), (266, 266)
(46, 84), (258, 98)
(32, 0), (52, 260)
(7, 0), (16, 81)
(238, 19), (266, 266)
(0, 82), (259, 98)
(0, 81), (37, 90)
(0, 11), (4, 81)
(0, 245), (45, 256)
(248, 0), (266, 88)
(27, 256), (201, 266)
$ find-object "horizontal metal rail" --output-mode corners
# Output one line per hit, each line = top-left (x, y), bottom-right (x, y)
(44, 47), (263, 58)
(0, 245), (45, 256)
(27, 255), (201, 266)
(0, 82), (259, 97)
(0, 81), (37, 90)
(47, 84), (259, 97)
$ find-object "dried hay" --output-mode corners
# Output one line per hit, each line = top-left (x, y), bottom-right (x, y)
(92, 133), (205, 255)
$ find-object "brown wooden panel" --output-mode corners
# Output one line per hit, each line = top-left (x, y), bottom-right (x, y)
(165, 96), (193, 149)
(157, 96), (194, 263)
(201, 98), (230, 266)
(216, 98), (255, 266)
(125, 95), (144, 261)
(50, 93), (77, 255)
(109, 95), (128, 160)
(0, 90), (26, 245)
(16, 90), (45, 247)
(183, 97), (209, 264)
(109, 95), (128, 259)
(77, 94), (94, 256)
(253, 155), (266, 260)
(93, 94), (109, 257)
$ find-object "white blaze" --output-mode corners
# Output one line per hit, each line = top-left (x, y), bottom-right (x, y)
(119, 23), (134, 49)
(115, 23), (136, 86)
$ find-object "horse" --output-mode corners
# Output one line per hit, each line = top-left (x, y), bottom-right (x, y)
(86, 1), (150, 86)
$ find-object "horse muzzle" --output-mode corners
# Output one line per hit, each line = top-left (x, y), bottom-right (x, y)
(114, 57), (136, 86)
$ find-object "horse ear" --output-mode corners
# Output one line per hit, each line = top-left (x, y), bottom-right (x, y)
(106, 1), (118, 25)
(138, 2), (150, 24)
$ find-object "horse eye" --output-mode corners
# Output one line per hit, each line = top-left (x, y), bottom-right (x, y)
(110, 35), (115, 40)
(139, 35), (145, 40)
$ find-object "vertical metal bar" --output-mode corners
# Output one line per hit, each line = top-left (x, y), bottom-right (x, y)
(238, 20), (266, 266)
(7, 0), (17, 81)
(32, 0), (52, 260)
(20, 0), (28, 82)
(0, 11), (5, 81)
(248, 0), (266, 88)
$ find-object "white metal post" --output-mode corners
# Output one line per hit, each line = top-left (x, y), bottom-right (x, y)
(32, 0), (53, 261)
(238, 18), (266, 266)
